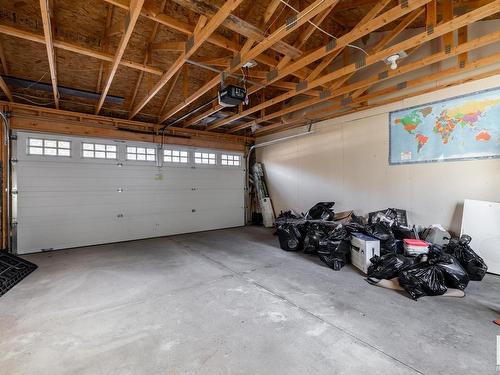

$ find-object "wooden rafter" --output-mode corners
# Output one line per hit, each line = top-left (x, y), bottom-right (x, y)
(129, 0), (244, 119)
(128, 0), (167, 114)
(216, 1), (499, 133)
(192, 0), (431, 131)
(182, 1), (336, 128)
(258, 65), (500, 137)
(0, 76), (12, 102)
(160, 0), (340, 124)
(0, 38), (8, 75)
(96, 4), (114, 92)
(39, 0), (60, 109)
(157, 70), (181, 121)
(253, 34), (500, 135)
(95, 0), (145, 114)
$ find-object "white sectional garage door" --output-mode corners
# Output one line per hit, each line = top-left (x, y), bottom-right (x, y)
(13, 132), (245, 254)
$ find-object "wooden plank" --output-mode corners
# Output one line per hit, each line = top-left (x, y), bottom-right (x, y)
(97, 5), (114, 92)
(130, 0), (244, 119)
(1, 100), (251, 143)
(0, 38), (8, 75)
(213, 3), (500, 132)
(458, 26), (468, 67)
(169, 0), (302, 58)
(442, 0), (454, 51)
(247, 34), (500, 134)
(157, 70), (181, 120)
(160, 0), (340, 123)
(306, 0), (391, 82)
(257, 67), (500, 137)
(39, 0), (60, 108)
(0, 76), (13, 101)
(95, 0), (145, 114)
(263, 0), (282, 26)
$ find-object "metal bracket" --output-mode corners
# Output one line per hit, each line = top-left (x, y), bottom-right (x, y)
(286, 15), (297, 30)
(355, 56), (366, 69)
(320, 90), (331, 99)
(10, 158), (18, 164)
(326, 39), (337, 52)
(445, 44), (451, 54)
(266, 69), (278, 82)
(378, 71), (389, 80)
(459, 60), (466, 69)
(397, 81), (407, 90)
(426, 24), (434, 35)
(401, 0), (409, 8)
(10, 134), (17, 140)
(296, 81), (308, 91)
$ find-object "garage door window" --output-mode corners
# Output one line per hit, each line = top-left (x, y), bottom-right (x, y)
(127, 146), (156, 161)
(194, 152), (216, 165)
(28, 138), (71, 157)
(82, 143), (117, 159)
(221, 154), (241, 166)
(164, 149), (189, 163)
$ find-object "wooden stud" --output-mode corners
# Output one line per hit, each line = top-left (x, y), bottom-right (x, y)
(95, 0), (145, 114)
(458, 26), (468, 67)
(131, 0), (244, 119)
(39, 0), (60, 108)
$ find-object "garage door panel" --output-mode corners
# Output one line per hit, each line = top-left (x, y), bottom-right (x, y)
(14, 132), (245, 254)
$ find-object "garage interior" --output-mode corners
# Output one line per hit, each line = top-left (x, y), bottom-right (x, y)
(0, 0), (499, 374)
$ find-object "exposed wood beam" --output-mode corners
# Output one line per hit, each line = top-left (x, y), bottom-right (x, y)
(128, 0), (166, 114)
(0, 76), (13, 102)
(306, 0), (391, 82)
(203, 0), (431, 131)
(213, 2), (500, 132)
(185, 2), (337, 129)
(442, 0), (454, 52)
(0, 38), (9, 75)
(39, 0), (60, 109)
(458, 26), (468, 67)
(262, 0), (282, 26)
(3, 100), (251, 148)
(95, 0), (145, 114)
(130, 0), (243, 119)
(169, 0), (302, 58)
(96, 4), (114, 92)
(160, 0), (340, 124)
(0, 24), (164, 76)
(157, 70), (181, 121)
(257, 66), (500, 137)
(239, 31), (500, 134)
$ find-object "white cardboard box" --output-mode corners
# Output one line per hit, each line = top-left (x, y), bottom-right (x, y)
(350, 233), (380, 274)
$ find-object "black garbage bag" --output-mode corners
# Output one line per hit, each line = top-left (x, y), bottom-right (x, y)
(276, 222), (303, 251)
(433, 253), (469, 290)
(444, 234), (487, 281)
(365, 222), (397, 254)
(317, 240), (351, 271)
(305, 202), (335, 221)
(317, 225), (350, 270)
(368, 208), (408, 226)
(367, 253), (415, 280)
(392, 225), (417, 241)
(398, 263), (448, 300)
(303, 222), (334, 254)
(275, 210), (303, 225)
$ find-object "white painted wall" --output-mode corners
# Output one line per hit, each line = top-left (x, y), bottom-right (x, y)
(257, 74), (500, 234)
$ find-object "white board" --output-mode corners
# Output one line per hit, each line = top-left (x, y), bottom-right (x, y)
(13, 132), (245, 254)
(461, 199), (500, 275)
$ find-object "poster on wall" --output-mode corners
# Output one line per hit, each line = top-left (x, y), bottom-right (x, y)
(389, 87), (500, 165)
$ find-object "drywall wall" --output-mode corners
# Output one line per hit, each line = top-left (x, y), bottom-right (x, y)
(257, 74), (500, 234)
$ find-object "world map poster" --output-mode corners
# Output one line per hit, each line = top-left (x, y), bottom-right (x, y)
(389, 87), (500, 165)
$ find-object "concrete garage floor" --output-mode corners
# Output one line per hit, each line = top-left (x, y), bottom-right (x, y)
(0, 227), (499, 374)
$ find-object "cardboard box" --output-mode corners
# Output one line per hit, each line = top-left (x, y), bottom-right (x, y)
(350, 233), (380, 274)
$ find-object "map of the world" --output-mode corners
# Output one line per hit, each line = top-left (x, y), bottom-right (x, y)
(389, 87), (500, 164)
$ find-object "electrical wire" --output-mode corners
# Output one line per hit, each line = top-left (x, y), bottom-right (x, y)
(13, 94), (55, 106)
(277, 0), (369, 56)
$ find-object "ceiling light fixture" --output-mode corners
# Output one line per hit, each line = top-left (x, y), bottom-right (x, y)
(384, 51), (408, 70)
(242, 60), (257, 69)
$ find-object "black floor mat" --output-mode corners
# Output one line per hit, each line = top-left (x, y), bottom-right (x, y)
(0, 252), (38, 297)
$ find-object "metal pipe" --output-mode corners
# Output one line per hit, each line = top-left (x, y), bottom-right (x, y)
(244, 127), (314, 223)
(0, 111), (10, 251)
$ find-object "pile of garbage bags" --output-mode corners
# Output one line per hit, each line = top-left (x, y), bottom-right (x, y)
(275, 203), (488, 300)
